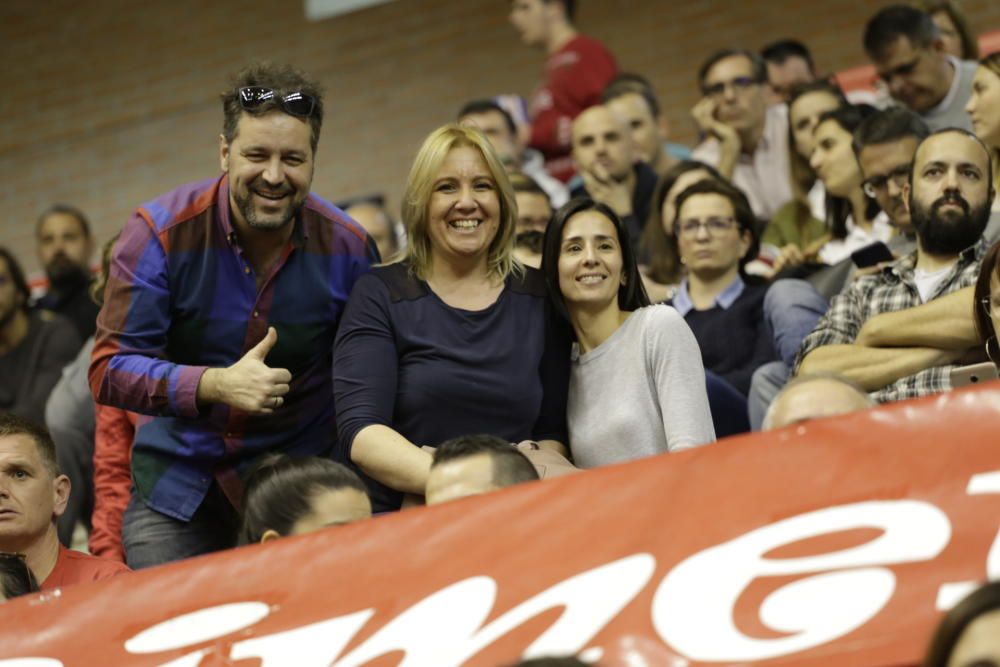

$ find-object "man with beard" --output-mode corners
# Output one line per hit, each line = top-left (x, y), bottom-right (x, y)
(510, 173), (553, 268)
(797, 128), (995, 403)
(89, 63), (375, 568)
(34, 204), (98, 342)
(0, 248), (80, 424)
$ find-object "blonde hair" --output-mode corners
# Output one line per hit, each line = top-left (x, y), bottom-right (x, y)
(400, 124), (520, 282)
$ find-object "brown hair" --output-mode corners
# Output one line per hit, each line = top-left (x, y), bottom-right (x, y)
(0, 413), (59, 477)
(640, 161), (724, 285)
(973, 240), (1000, 352)
(90, 232), (120, 305)
(915, 0), (980, 60)
(220, 62), (324, 153)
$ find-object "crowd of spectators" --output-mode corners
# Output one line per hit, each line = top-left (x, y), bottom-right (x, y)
(2, 0), (1000, 662)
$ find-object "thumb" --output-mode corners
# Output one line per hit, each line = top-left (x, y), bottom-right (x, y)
(247, 327), (277, 361)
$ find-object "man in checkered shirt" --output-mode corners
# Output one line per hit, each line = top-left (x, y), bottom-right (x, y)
(796, 128), (995, 403)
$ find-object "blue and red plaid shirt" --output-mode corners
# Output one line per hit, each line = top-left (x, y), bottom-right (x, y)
(90, 174), (374, 521)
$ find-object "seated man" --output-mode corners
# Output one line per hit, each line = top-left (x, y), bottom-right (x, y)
(510, 173), (553, 268)
(569, 104), (658, 248)
(761, 39), (817, 104)
(0, 247), (80, 425)
(762, 372), (876, 430)
(601, 74), (682, 177)
(425, 434), (539, 506)
(458, 99), (568, 207)
(0, 413), (129, 591)
(796, 128), (995, 402)
(863, 4), (977, 132)
(691, 49), (792, 222)
(34, 204), (99, 343)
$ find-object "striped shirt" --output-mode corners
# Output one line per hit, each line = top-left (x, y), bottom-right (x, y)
(89, 175), (374, 521)
(795, 239), (985, 404)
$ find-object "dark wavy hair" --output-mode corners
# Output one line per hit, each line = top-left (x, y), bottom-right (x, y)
(923, 581), (1000, 666)
(240, 454), (369, 544)
(816, 105), (882, 240)
(640, 160), (725, 285)
(0, 553), (39, 600)
(542, 198), (650, 323)
(0, 248), (30, 315)
(974, 240), (1000, 356)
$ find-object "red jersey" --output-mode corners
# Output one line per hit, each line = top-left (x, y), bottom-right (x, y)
(529, 34), (618, 182)
(40, 545), (131, 591)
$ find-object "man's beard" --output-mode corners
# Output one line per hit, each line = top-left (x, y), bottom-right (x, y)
(910, 190), (990, 256)
(234, 178), (301, 230)
(45, 254), (89, 291)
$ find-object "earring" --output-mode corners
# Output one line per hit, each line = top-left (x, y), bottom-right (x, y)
(987, 336), (999, 365)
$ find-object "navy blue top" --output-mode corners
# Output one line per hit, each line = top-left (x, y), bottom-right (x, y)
(333, 262), (570, 511)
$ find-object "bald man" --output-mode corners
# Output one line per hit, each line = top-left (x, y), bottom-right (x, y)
(763, 373), (875, 430)
(569, 105), (658, 247)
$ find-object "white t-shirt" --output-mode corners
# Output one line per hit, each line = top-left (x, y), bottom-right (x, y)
(818, 212), (894, 265)
(567, 305), (716, 468)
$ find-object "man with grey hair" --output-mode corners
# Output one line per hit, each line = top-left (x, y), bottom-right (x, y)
(763, 373), (876, 430)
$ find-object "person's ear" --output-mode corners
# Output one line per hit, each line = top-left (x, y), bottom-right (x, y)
(260, 529), (281, 544)
(901, 181), (912, 214)
(52, 475), (70, 520)
(657, 113), (671, 142)
(219, 134), (230, 172)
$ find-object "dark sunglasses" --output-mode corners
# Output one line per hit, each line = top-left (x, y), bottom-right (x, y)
(238, 87), (316, 118)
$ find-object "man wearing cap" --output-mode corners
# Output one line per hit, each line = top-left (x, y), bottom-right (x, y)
(90, 62), (375, 569)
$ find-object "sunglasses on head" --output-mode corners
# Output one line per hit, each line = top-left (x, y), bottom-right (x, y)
(238, 87), (316, 118)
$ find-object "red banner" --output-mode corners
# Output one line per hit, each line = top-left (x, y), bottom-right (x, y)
(2, 383), (999, 666)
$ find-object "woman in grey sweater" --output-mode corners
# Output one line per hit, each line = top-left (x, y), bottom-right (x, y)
(541, 199), (715, 468)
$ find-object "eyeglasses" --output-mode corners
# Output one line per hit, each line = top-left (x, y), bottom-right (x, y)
(238, 87), (316, 118)
(678, 217), (738, 237)
(703, 77), (759, 98)
(862, 163), (912, 198)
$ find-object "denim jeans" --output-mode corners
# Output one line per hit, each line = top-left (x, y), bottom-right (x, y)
(122, 484), (239, 570)
(744, 280), (830, 431)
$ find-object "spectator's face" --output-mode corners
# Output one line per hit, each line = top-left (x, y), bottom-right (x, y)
(0, 257), (24, 329)
(703, 55), (766, 133)
(572, 107), (634, 182)
(930, 10), (964, 60)
(766, 56), (815, 104)
(858, 137), (920, 229)
(0, 435), (68, 552)
(460, 111), (520, 169)
(661, 169), (712, 235)
(426, 145), (500, 267)
(946, 609), (1000, 667)
(908, 132), (992, 255)
(676, 193), (750, 279)
(557, 209), (624, 310)
(508, 0), (550, 47)
(221, 111), (314, 232)
(810, 119), (863, 197)
(873, 37), (948, 113)
(966, 66), (1000, 148)
(606, 93), (664, 167)
(346, 203), (396, 262)
(789, 90), (842, 161)
(287, 488), (372, 535)
(514, 191), (552, 235)
(36, 213), (93, 286)
(426, 454), (497, 505)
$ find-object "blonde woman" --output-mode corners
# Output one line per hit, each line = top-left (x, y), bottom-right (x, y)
(333, 124), (570, 512)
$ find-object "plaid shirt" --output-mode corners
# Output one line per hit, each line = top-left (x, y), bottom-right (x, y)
(795, 239), (986, 404)
(89, 175), (374, 521)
